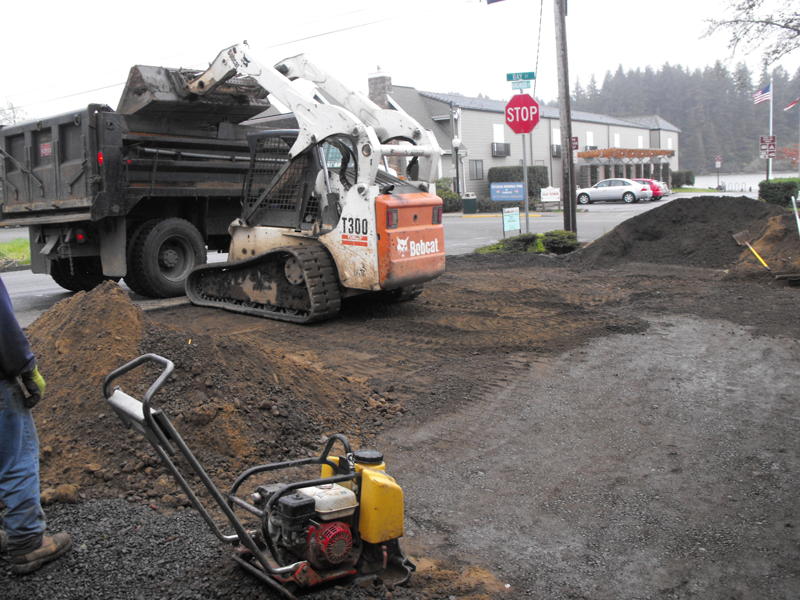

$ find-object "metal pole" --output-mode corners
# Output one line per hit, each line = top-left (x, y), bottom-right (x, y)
(554, 0), (577, 233)
(522, 133), (530, 233)
(768, 76), (773, 181)
(450, 103), (460, 195)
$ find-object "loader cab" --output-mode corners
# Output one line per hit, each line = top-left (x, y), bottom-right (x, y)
(242, 130), (355, 235)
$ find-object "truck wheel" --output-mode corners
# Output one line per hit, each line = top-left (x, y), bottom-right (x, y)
(123, 221), (154, 296)
(50, 257), (108, 292)
(128, 218), (206, 298)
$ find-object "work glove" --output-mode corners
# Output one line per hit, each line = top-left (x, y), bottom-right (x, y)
(19, 366), (46, 409)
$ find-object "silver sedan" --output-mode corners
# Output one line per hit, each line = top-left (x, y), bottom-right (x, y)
(576, 178), (652, 204)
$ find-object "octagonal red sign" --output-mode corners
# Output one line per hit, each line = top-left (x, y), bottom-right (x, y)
(505, 94), (540, 134)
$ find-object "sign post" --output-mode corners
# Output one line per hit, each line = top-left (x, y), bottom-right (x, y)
(714, 155), (722, 189)
(505, 93), (540, 233)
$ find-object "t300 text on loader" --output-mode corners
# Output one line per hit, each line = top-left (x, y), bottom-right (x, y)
(184, 44), (446, 323)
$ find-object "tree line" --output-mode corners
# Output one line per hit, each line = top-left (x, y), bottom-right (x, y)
(568, 63), (800, 174)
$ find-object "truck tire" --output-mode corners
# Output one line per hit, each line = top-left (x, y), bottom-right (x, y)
(123, 221), (155, 297)
(50, 257), (109, 292)
(127, 218), (206, 298)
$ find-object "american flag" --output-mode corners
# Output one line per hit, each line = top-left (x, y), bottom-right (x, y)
(785, 96), (800, 111)
(753, 83), (772, 105)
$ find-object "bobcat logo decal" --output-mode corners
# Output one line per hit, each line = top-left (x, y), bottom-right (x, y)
(396, 237), (409, 256)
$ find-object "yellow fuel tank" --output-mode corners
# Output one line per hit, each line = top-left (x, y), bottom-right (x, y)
(320, 451), (404, 543)
(358, 468), (404, 543)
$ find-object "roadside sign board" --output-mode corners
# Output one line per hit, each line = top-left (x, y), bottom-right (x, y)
(570, 136), (579, 150)
(511, 80), (531, 90)
(502, 207), (521, 234)
(491, 182), (526, 202)
(759, 136), (777, 159)
(506, 72), (536, 81)
(505, 94), (540, 134)
(540, 186), (560, 203)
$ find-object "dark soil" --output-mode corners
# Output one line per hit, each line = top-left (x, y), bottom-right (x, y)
(5, 195), (800, 599)
(566, 196), (785, 269)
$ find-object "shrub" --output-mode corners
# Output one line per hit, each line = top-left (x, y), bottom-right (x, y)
(542, 230), (579, 254)
(672, 170), (695, 188)
(436, 178), (462, 212)
(759, 178), (800, 206)
(474, 230), (579, 255)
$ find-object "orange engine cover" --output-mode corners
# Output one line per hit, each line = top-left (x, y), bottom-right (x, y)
(375, 192), (446, 290)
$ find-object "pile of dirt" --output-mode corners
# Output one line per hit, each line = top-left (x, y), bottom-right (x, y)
(27, 282), (390, 506)
(567, 196), (785, 269)
(728, 213), (800, 276)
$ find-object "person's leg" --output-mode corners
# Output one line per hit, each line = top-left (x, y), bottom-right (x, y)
(0, 379), (45, 554)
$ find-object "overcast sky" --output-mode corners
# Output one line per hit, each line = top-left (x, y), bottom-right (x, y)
(0, 0), (794, 122)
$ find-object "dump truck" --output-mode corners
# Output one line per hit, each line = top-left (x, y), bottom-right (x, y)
(0, 66), (269, 296)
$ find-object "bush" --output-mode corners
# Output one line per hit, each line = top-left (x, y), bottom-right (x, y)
(542, 230), (579, 254)
(672, 170), (695, 188)
(474, 230), (579, 255)
(759, 178), (800, 206)
(436, 178), (462, 212)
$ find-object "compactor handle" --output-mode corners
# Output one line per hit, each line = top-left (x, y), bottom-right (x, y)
(102, 353), (174, 412)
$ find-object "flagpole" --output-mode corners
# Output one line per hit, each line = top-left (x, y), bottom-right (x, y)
(768, 76), (773, 181)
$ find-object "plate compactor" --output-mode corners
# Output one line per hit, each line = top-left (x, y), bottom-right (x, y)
(103, 354), (414, 598)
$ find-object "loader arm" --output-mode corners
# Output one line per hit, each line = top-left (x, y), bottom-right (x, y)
(187, 44), (380, 187)
(275, 55), (442, 185)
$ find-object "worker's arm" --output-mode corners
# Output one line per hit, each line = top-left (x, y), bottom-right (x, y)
(0, 276), (35, 379)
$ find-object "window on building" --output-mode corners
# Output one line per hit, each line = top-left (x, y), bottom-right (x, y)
(493, 124), (505, 143)
(613, 133), (620, 147)
(586, 131), (594, 147)
(667, 137), (673, 150)
(469, 159), (484, 180)
(553, 127), (561, 141)
(637, 135), (644, 149)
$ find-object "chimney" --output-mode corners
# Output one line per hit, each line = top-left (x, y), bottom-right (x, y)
(368, 67), (392, 109)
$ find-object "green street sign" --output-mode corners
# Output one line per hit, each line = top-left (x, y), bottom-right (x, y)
(506, 71), (536, 81)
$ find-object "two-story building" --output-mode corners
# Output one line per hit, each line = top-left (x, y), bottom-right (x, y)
(368, 71), (680, 199)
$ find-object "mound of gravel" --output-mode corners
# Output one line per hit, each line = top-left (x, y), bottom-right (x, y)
(567, 196), (785, 269)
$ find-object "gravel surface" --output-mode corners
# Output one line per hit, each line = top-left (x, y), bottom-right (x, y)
(4, 196), (799, 599)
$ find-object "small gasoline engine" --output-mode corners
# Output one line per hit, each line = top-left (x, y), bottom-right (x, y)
(102, 354), (414, 599)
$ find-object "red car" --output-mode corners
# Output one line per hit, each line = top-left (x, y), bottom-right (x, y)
(633, 178), (663, 201)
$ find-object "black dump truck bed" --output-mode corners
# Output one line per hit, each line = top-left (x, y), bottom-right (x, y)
(0, 65), (276, 298)
(0, 65), (270, 227)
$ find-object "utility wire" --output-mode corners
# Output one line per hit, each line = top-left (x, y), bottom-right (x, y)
(2, 0), (476, 118)
(534, 0), (544, 97)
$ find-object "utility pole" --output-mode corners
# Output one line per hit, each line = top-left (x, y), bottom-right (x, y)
(554, 0), (576, 233)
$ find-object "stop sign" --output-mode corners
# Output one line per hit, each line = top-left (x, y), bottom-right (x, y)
(505, 94), (540, 134)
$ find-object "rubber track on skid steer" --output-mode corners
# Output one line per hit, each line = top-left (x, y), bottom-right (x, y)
(186, 245), (342, 323)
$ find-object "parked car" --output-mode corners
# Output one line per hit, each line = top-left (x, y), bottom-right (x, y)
(633, 178), (664, 201)
(576, 178), (652, 204)
(656, 181), (671, 197)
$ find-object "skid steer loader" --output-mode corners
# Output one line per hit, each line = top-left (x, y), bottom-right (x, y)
(185, 44), (446, 323)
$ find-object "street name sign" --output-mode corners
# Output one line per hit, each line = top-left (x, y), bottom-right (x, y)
(506, 72), (536, 81)
(511, 80), (531, 90)
(505, 94), (540, 134)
